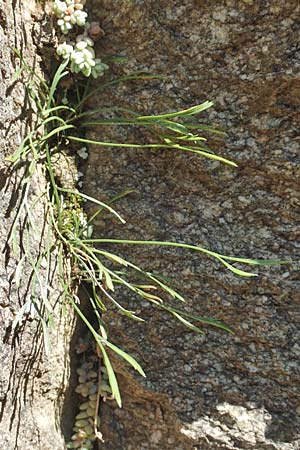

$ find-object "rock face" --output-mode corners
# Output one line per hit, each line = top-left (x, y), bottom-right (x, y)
(84, 1), (300, 449)
(0, 2), (75, 449)
(1, 1), (300, 449)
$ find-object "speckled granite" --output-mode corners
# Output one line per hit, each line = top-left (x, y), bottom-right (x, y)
(84, 1), (300, 449)
(0, 2), (75, 449)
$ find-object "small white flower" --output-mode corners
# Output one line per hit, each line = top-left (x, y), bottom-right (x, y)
(57, 42), (74, 59)
(69, 15), (77, 25)
(58, 20), (73, 34)
(54, 3), (108, 79)
(75, 40), (88, 50)
(81, 47), (95, 59)
(52, 0), (67, 18)
(53, 0), (88, 33)
(73, 9), (88, 26)
(77, 147), (88, 159)
(71, 51), (85, 64)
(76, 35), (94, 47)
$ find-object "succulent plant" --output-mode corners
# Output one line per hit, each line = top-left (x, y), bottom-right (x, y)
(53, 0), (88, 34)
(53, 0), (108, 78)
(67, 336), (108, 449)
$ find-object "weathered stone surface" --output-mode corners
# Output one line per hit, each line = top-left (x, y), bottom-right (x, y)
(0, 2), (75, 449)
(84, 1), (300, 449)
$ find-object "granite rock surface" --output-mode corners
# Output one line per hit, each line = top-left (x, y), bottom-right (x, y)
(0, 2), (75, 449)
(84, 1), (300, 449)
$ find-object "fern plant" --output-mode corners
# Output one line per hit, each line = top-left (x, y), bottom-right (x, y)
(8, 51), (286, 409)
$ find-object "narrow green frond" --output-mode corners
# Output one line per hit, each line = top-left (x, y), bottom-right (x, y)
(171, 312), (204, 334)
(98, 342), (122, 407)
(80, 238), (273, 277)
(47, 60), (69, 109)
(137, 101), (214, 120)
(104, 341), (146, 377)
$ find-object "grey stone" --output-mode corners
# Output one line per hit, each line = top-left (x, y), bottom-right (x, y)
(0, 1), (75, 449)
(82, 0), (300, 449)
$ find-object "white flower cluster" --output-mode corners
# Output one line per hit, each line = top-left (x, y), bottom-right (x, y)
(53, 0), (108, 79)
(53, 0), (88, 34)
(57, 36), (108, 78)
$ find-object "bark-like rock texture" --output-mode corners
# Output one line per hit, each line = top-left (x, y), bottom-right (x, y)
(84, 1), (300, 449)
(0, 2), (75, 449)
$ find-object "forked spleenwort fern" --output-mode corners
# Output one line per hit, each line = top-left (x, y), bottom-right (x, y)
(6, 3), (288, 448)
